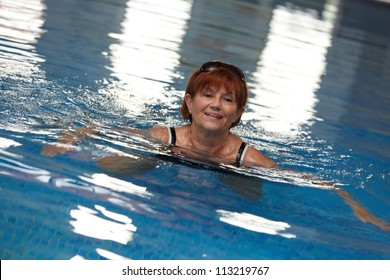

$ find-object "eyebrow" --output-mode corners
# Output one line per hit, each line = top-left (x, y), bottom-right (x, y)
(206, 86), (235, 94)
(222, 91), (236, 99)
(202, 86), (237, 100)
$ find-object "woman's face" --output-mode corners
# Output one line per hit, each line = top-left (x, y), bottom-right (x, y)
(185, 85), (244, 133)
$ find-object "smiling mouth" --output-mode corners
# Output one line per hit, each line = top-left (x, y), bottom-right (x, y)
(204, 112), (223, 119)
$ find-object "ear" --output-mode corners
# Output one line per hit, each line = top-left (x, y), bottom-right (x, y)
(184, 93), (193, 114)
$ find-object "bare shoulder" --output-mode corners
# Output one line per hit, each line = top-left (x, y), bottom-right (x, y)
(243, 146), (277, 168)
(147, 126), (170, 144)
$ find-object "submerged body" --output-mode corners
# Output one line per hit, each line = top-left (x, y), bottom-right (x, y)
(149, 61), (276, 169)
(149, 125), (276, 168)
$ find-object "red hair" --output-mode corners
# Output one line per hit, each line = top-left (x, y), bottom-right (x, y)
(181, 66), (248, 128)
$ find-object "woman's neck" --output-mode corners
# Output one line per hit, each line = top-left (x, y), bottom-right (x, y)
(187, 124), (231, 155)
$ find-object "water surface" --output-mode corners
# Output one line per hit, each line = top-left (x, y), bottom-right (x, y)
(1, 0), (390, 259)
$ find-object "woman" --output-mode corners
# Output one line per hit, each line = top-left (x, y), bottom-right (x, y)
(41, 61), (390, 231)
(148, 60), (276, 168)
(42, 60), (276, 169)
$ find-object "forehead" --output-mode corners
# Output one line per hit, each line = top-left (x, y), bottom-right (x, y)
(196, 72), (239, 95)
(202, 84), (235, 94)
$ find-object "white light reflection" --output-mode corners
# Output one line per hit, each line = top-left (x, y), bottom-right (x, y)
(217, 209), (296, 238)
(247, 1), (339, 136)
(69, 204), (136, 245)
(0, 153), (50, 176)
(79, 173), (152, 198)
(96, 248), (131, 260)
(0, 0), (46, 74)
(70, 255), (85, 260)
(71, 248), (131, 260)
(107, 0), (192, 115)
(0, 124), (54, 136)
(0, 137), (22, 149)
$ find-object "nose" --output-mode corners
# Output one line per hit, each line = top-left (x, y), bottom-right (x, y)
(210, 97), (221, 110)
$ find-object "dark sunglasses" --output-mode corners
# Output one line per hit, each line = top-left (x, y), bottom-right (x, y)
(199, 60), (246, 82)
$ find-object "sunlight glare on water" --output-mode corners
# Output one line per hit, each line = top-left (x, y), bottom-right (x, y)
(0, 0), (45, 81)
(247, 0), (338, 138)
(106, 0), (192, 117)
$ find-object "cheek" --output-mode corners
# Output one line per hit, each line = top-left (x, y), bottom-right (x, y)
(228, 106), (239, 115)
(230, 107), (242, 120)
(192, 97), (207, 111)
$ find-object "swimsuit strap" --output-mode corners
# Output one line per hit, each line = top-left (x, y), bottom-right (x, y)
(167, 126), (176, 146)
(236, 142), (249, 167)
(168, 126), (247, 166)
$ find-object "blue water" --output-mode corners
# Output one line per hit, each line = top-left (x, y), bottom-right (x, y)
(1, 0), (390, 259)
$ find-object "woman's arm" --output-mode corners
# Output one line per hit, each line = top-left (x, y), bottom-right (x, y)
(98, 155), (157, 177)
(41, 124), (159, 176)
(41, 125), (98, 157)
(41, 124), (149, 157)
(245, 147), (389, 230)
(336, 188), (390, 231)
(243, 146), (278, 169)
(147, 126), (170, 144)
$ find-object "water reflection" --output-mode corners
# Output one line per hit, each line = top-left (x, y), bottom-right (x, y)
(71, 248), (131, 260)
(0, 0), (46, 77)
(79, 173), (152, 198)
(217, 209), (296, 238)
(70, 204), (136, 245)
(107, 0), (192, 117)
(249, 1), (338, 136)
(36, 0), (126, 85)
(0, 137), (22, 149)
(312, 0), (390, 161)
(95, 248), (131, 260)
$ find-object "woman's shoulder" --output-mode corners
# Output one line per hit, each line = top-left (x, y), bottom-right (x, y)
(242, 144), (277, 168)
(147, 126), (170, 143)
(148, 125), (190, 145)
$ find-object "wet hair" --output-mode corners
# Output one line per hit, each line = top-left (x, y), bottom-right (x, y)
(181, 62), (248, 128)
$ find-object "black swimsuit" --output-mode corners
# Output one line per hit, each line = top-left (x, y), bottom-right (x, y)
(168, 127), (248, 167)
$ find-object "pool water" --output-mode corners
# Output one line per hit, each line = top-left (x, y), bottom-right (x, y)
(1, 0), (390, 259)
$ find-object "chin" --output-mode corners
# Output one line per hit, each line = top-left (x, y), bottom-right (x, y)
(202, 123), (230, 132)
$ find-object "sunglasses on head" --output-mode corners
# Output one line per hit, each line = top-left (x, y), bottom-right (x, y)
(200, 60), (246, 82)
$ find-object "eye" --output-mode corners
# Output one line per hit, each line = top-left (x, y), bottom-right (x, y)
(223, 94), (235, 103)
(202, 90), (213, 98)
